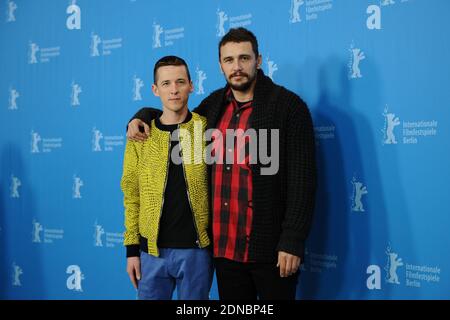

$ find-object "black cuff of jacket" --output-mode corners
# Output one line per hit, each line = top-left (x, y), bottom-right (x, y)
(126, 245), (140, 258)
(125, 108), (162, 133)
(276, 231), (306, 262)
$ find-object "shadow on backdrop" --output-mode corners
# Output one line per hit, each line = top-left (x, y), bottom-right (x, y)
(0, 143), (45, 299)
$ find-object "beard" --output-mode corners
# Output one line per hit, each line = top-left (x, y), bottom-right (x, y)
(227, 69), (257, 92)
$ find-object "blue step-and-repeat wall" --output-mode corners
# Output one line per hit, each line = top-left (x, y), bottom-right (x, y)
(1, 0), (449, 299)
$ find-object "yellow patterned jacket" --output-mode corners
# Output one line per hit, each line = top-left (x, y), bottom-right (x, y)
(121, 112), (210, 257)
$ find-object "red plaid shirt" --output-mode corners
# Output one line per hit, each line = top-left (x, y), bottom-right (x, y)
(212, 90), (254, 262)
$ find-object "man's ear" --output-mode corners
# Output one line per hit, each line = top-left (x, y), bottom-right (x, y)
(189, 80), (194, 93)
(257, 54), (262, 69)
(152, 83), (159, 97)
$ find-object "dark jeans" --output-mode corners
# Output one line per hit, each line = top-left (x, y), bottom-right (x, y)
(214, 257), (299, 300)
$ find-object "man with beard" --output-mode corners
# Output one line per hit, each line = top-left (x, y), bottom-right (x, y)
(126, 28), (316, 300)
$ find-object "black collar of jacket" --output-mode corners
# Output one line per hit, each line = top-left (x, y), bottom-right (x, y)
(154, 110), (193, 131)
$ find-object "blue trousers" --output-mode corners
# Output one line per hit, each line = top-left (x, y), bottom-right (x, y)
(138, 248), (213, 300)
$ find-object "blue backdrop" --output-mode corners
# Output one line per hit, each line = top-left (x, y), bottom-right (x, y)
(1, 0), (449, 299)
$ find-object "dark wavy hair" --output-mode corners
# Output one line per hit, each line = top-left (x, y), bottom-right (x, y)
(218, 27), (259, 59)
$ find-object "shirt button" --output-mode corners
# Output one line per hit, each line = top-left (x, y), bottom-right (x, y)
(226, 166), (230, 171)
(228, 148), (232, 153)
(224, 202), (228, 206)
(236, 114), (240, 118)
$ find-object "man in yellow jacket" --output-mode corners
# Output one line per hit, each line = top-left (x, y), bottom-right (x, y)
(121, 56), (212, 300)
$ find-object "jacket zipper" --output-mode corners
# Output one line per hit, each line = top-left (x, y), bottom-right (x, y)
(156, 135), (171, 255)
(178, 124), (201, 248)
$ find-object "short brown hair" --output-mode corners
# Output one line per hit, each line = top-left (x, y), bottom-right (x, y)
(153, 55), (191, 84)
